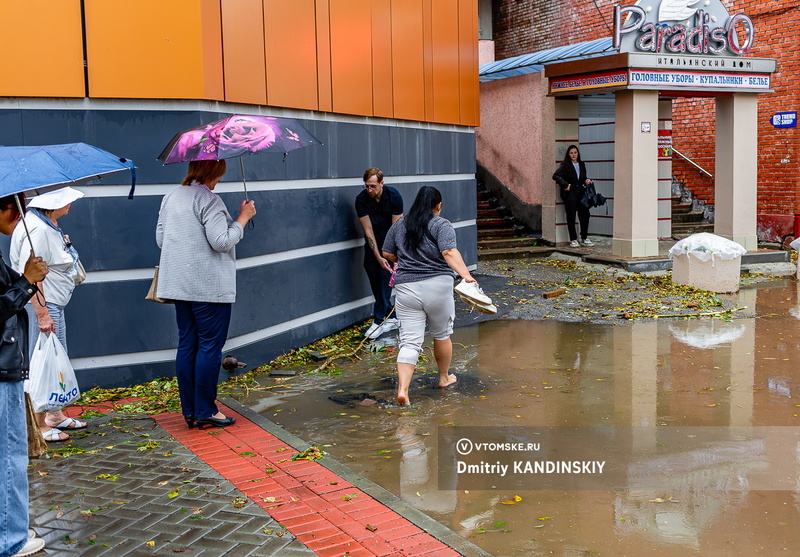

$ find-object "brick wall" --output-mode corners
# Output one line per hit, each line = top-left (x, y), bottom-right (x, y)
(493, 0), (800, 236)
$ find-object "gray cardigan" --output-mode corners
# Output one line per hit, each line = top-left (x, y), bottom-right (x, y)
(156, 184), (244, 303)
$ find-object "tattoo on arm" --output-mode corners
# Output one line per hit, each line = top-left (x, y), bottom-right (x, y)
(366, 238), (376, 251)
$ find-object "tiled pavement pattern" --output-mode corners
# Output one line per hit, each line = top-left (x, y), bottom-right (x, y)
(28, 413), (311, 556)
(28, 398), (490, 557)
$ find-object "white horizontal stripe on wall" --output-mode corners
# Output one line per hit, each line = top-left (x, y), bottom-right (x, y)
(82, 219), (476, 283)
(76, 173), (476, 198)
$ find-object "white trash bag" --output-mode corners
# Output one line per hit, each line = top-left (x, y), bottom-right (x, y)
(668, 232), (747, 262)
(789, 237), (800, 252)
(26, 333), (80, 413)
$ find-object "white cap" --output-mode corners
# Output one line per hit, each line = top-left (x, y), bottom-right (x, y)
(28, 187), (85, 210)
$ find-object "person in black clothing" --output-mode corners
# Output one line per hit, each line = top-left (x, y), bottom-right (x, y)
(0, 193), (49, 557)
(355, 168), (403, 339)
(552, 145), (594, 247)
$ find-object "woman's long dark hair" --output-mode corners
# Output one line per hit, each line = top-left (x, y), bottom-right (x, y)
(562, 144), (582, 164)
(404, 186), (442, 252)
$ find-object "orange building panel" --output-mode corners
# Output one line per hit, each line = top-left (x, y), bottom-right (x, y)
(458, 0), (479, 126)
(84, 0), (223, 100)
(391, 0), (426, 121)
(431, 0), (461, 124)
(422, 0), (435, 122)
(371, 0), (394, 118)
(0, 1), (85, 97)
(316, 0), (333, 113)
(221, 0), (267, 105)
(264, 0), (319, 111)
(329, 0), (373, 116)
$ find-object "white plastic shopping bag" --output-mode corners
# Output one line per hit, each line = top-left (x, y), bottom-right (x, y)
(26, 333), (80, 413)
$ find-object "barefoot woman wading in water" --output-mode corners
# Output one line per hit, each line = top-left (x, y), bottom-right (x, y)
(381, 186), (477, 405)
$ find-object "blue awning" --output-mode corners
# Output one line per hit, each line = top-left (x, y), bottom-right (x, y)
(480, 37), (615, 83)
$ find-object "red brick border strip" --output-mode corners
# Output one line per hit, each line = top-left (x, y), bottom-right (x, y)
(154, 405), (462, 557)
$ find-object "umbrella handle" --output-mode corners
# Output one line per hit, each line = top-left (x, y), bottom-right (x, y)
(239, 157), (255, 230)
(14, 194), (36, 258)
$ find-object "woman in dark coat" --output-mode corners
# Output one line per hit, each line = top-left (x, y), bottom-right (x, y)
(552, 144), (593, 247)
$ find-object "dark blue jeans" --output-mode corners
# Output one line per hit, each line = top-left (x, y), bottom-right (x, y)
(174, 301), (232, 420)
(364, 252), (393, 322)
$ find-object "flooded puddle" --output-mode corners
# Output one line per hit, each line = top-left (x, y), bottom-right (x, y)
(238, 280), (800, 555)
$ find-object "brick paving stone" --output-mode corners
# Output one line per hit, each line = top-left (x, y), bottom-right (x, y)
(29, 413), (310, 557)
(29, 402), (492, 557)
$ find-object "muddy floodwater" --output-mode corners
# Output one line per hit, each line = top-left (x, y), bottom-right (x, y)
(238, 280), (800, 556)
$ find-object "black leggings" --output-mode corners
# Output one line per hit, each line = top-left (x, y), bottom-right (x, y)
(561, 187), (591, 241)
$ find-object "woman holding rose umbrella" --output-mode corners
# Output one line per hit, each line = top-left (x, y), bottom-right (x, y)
(156, 115), (320, 429)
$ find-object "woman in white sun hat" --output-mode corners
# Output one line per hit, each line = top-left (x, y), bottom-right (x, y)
(10, 186), (88, 442)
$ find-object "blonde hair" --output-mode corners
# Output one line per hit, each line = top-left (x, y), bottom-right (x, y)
(181, 160), (227, 186)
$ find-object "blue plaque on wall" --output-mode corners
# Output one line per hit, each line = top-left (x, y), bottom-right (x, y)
(771, 111), (797, 128)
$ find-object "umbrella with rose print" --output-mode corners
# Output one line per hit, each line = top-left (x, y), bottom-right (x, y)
(157, 115), (322, 199)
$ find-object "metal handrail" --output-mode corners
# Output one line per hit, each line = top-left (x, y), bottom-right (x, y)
(672, 147), (713, 178)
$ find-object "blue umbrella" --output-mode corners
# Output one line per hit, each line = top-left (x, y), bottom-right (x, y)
(0, 142), (136, 198)
(0, 142), (136, 256)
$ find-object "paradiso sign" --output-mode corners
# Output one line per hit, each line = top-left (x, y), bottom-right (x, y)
(614, 0), (754, 56)
(547, 0), (775, 95)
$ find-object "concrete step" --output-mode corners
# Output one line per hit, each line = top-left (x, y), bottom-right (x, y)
(671, 201), (693, 213)
(672, 211), (706, 224)
(478, 245), (552, 261)
(477, 217), (510, 227)
(671, 223), (715, 237)
(478, 236), (540, 250)
(477, 208), (503, 219)
(478, 227), (522, 239)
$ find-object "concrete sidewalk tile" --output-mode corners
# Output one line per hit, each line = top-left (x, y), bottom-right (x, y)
(264, 501), (317, 522)
(319, 486), (365, 502)
(280, 511), (334, 529)
(400, 532), (454, 554)
(339, 502), (394, 521)
(280, 459), (324, 476)
(302, 478), (355, 495)
(303, 534), (368, 554)
(272, 473), (304, 490)
(369, 516), (419, 536)
(240, 484), (291, 502)
(322, 548), (374, 557)
(415, 547), (463, 557)
(237, 478), (282, 495)
(356, 535), (401, 556)
(284, 483), (320, 501)
(352, 507), (403, 525)
(30, 405), (483, 557)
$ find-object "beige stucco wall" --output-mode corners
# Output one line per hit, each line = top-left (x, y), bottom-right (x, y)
(476, 71), (554, 208)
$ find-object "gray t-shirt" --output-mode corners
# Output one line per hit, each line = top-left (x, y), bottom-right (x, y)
(382, 215), (458, 284)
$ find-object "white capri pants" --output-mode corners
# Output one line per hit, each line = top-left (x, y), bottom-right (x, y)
(395, 275), (455, 365)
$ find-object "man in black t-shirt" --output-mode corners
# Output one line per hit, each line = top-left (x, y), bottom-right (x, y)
(355, 167), (403, 339)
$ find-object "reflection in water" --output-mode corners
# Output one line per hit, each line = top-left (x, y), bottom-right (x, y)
(670, 320), (746, 349)
(241, 281), (800, 556)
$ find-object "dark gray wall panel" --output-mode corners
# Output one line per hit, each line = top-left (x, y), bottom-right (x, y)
(75, 304), (371, 390)
(0, 106), (477, 389)
(65, 179), (474, 271)
(66, 247), (371, 357)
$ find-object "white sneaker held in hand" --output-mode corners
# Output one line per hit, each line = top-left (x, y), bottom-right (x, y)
(454, 279), (492, 306)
